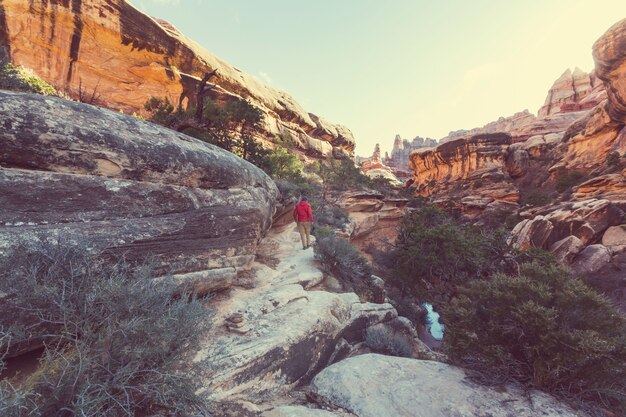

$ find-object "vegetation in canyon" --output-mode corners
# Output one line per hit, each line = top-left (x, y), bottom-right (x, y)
(0, 243), (211, 417)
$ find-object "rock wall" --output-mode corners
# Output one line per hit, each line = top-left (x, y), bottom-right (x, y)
(0, 91), (278, 292)
(0, 0), (354, 157)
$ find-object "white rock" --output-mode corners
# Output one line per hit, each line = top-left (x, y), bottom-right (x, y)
(311, 354), (590, 417)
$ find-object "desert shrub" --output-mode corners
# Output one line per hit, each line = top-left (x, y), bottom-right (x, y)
(0, 61), (57, 96)
(555, 171), (586, 193)
(607, 151), (623, 170)
(388, 205), (509, 299)
(315, 206), (350, 229)
(365, 326), (413, 358)
(314, 235), (373, 299)
(263, 146), (304, 181)
(522, 190), (551, 207)
(443, 261), (626, 413)
(311, 225), (335, 239)
(0, 242), (212, 417)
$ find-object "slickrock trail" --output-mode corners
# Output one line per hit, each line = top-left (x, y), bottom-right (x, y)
(192, 224), (396, 404)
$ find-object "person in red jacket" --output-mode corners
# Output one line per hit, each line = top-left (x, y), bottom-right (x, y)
(293, 196), (314, 249)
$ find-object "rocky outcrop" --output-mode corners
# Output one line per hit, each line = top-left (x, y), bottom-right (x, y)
(0, 0), (354, 156)
(594, 18), (626, 123)
(538, 68), (606, 118)
(383, 134), (437, 175)
(310, 354), (590, 417)
(410, 133), (512, 190)
(0, 91), (278, 291)
(193, 227), (396, 402)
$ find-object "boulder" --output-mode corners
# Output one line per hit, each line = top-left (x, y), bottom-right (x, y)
(349, 213), (380, 239)
(0, 92), (278, 291)
(508, 216), (554, 249)
(550, 236), (585, 264)
(311, 354), (590, 417)
(545, 199), (624, 245)
(571, 244), (612, 274)
(602, 225), (626, 253)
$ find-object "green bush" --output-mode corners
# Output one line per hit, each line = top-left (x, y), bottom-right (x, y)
(365, 326), (413, 358)
(607, 151), (623, 170)
(555, 171), (586, 193)
(522, 190), (551, 207)
(314, 235), (373, 299)
(0, 242), (212, 417)
(389, 206), (508, 299)
(316, 206), (350, 229)
(0, 61), (57, 96)
(262, 146), (304, 180)
(443, 261), (626, 413)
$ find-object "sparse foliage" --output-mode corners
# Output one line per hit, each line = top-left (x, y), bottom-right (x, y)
(365, 326), (413, 358)
(314, 235), (374, 300)
(0, 242), (212, 417)
(0, 61), (57, 96)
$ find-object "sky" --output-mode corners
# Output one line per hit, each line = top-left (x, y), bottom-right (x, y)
(136, 0), (626, 156)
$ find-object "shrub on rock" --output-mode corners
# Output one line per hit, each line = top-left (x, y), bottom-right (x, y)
(314, 235), (373, 299)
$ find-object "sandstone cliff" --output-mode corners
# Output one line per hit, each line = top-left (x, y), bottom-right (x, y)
(0, 91), (278, 292)
(408, 18), (626, 306)
(0, 0), (354, 157)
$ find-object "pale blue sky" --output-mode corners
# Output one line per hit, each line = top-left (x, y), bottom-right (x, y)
(136, 0), (626, 155)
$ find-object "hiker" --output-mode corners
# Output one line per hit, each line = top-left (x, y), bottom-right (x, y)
(293, 196), (314, 249)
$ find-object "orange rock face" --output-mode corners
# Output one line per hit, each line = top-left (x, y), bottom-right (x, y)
(0, 0), (354, 156)
(556, 19), (626, 171)
(538, 68), (606, 118)
(409, 19), (626, 219)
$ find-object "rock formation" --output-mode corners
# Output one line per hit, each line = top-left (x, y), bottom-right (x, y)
(358, 143), (400, 184)
(538, 68), (606, 118)
(0, 91), (278, 292)
(384, 134), (438, 175)
(407, 18), (626, 308)
(310, 354), (592, 417)
(193, 225), (397, 403)
(0, 0), (354, 157)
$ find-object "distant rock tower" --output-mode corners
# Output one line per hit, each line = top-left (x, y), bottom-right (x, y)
(372, 143), (382, 164)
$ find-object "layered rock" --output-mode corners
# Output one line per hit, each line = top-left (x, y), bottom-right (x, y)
(193, 227), (396, 402)
(310, 354), (591, 417)
(0, 0), (354, 157)
(0, 91), (278, 291)
(538, 68), (606, 118)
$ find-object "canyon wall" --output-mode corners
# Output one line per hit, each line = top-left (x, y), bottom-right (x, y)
(408, 19), (626, 307)
(0, 0), (354, 157)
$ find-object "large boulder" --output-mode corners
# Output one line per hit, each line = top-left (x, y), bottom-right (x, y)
(0, 91), (278, 291)
(571, 244), (613, 274)
(508, 216), (554, 250)
(311, 354), (590, 417)
(602, 225), (626, 253)
(550, 235), (585, 264)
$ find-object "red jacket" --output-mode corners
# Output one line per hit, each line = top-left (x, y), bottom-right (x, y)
(293, 200), (313, 222)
